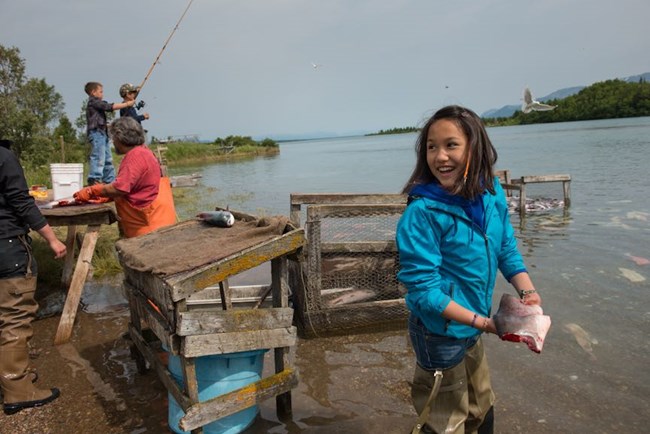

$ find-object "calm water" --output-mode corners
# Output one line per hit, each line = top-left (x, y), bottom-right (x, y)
(169, 117), (650, 432)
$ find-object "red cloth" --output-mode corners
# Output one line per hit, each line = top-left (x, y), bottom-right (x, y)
(112, 146), (161, 208)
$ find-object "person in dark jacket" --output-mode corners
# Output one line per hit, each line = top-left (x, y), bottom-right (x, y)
(118, 83), (149, 125)
(0, 139), (66, 415)
(84, 81), (135, 186)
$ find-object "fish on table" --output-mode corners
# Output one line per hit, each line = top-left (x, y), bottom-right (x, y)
(492, 293), (551, 353)
(196, 210), (235, 227)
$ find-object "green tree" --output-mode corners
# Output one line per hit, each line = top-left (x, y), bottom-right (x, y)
(484, 78), (650, 126)
(75, 98), (88, 140)
(0, 44), (65, 163)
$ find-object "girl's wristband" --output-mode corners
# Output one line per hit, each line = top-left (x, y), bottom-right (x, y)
(519, 289), (537, 299)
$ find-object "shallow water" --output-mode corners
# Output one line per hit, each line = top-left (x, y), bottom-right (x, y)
(170, 117), (650, 432)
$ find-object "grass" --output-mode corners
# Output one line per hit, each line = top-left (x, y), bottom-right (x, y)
(160, 142), (279, 166)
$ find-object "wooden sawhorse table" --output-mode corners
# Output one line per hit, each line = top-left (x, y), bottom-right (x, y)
(40, 204), (118, 344)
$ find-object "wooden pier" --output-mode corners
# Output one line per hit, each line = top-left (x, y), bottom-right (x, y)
(497, 170), (571, 219)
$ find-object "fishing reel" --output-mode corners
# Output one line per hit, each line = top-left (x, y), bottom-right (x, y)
(135, 100), (146, 110)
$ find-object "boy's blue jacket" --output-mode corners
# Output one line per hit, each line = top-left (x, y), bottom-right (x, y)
(396, 178), (526, 339)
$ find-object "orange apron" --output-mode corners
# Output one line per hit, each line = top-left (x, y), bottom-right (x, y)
(114, 177), (177, 238)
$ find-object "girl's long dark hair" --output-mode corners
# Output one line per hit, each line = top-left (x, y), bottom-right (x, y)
(401, 105), (498, 199)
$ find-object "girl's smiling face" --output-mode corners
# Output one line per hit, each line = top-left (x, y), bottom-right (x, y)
(426, 119), (469, 191)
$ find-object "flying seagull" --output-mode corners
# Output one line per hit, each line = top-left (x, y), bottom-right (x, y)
(311, 62), (323, 69)
(522, 87), (557, 113)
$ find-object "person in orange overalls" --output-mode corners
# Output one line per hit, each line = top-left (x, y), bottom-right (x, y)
(73, 117), (176, 238)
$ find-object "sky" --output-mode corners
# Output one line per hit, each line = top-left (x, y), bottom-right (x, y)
(1, 0), (649, 141)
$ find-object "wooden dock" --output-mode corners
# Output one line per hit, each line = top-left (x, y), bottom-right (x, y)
(497, 170), (571, 219)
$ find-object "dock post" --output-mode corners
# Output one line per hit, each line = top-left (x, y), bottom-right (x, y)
(563, 179), (571, 207)
(518, 179), (526, 220)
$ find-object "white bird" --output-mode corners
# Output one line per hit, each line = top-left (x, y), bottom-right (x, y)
(522, 87), (557, 113)
(311, 62), (323, 69)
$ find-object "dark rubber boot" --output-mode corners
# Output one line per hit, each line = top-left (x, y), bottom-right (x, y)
(477, 406), (494, 434)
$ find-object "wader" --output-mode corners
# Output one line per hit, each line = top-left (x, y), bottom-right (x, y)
(411, 337), (495, 434)
(0, 235), (59, 414)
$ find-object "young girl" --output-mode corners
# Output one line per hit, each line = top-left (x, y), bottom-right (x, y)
(396, 105), (542, 434)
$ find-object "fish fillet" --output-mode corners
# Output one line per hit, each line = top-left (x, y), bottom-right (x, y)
(492, 293), (551, 353)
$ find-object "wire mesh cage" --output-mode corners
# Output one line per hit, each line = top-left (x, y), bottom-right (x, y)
(289, 194), (408, 337)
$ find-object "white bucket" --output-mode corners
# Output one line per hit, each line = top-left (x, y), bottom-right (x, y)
(50, 163), (84, 200)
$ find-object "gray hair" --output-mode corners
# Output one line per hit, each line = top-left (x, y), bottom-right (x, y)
(109, 117), (145, 147)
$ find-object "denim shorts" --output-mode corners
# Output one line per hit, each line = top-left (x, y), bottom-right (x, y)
(408, 314), (479, 371)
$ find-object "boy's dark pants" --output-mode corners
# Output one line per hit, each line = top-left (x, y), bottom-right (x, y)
(411, 337), (495, 434)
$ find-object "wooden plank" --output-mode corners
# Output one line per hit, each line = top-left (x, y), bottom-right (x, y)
(179, 369), (298, 432)
(126, 285), (144, 335)
(519, 182), (526, 220)
(61, 225), (77, 287)
(54, 225), (100, 345)
(307, 203), (406, 220)
(271, 257), (289, 308)
(271, 256), (293, 418)
(305, 210), (323, 310)
(181, 356), (200, 414)
(494, 169), (511, 184)
(320, 240), (397, 253)
(500, 183), (521, 191)
(290, 203), (302, 227)
(122, 267), (176, 326)
(167, 229), (305, 302)
(189, 284), (272, 300)
(290, 193), (406, 205)
(127, 285), (177, 352)
(521, 174), (571, 183)
(218, 280), (232, 310)
(563, 180), (571, 207)
(43, 209), (116, 227)
(176, 307), (294, 336)
(129, 324), (191, 410)
(181, 327), (297, 358)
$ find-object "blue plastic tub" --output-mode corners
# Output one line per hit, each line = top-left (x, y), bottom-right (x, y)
(167, 349), (267, 434)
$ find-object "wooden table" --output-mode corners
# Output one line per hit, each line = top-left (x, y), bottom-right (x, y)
(39, 203), (118, 344)
(116, 211), (304, 433)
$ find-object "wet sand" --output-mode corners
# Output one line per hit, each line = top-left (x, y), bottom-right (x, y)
(0, 278), (644, 434)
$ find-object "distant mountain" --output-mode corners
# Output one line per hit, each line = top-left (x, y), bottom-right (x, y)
(481, 72), (650, 118)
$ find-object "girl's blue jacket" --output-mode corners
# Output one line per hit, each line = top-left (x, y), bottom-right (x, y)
(396, 178), (526, 339)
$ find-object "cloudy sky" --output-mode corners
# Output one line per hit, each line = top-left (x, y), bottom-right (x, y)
(1, 0), (648, 140)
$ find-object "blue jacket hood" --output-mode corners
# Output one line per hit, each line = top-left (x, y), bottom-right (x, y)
(410, 183), (485, 231)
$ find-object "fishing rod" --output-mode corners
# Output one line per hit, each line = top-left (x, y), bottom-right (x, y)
(137, 0), (195, 94)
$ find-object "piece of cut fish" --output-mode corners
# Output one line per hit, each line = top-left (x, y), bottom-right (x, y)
(492, 293), (551, 353)
(625, 253), (650, 266)
(618, 267), (646, 282)
(563, 323), (597, 360)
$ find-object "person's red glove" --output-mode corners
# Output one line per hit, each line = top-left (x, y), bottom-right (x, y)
(73, 184), (105, 202)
